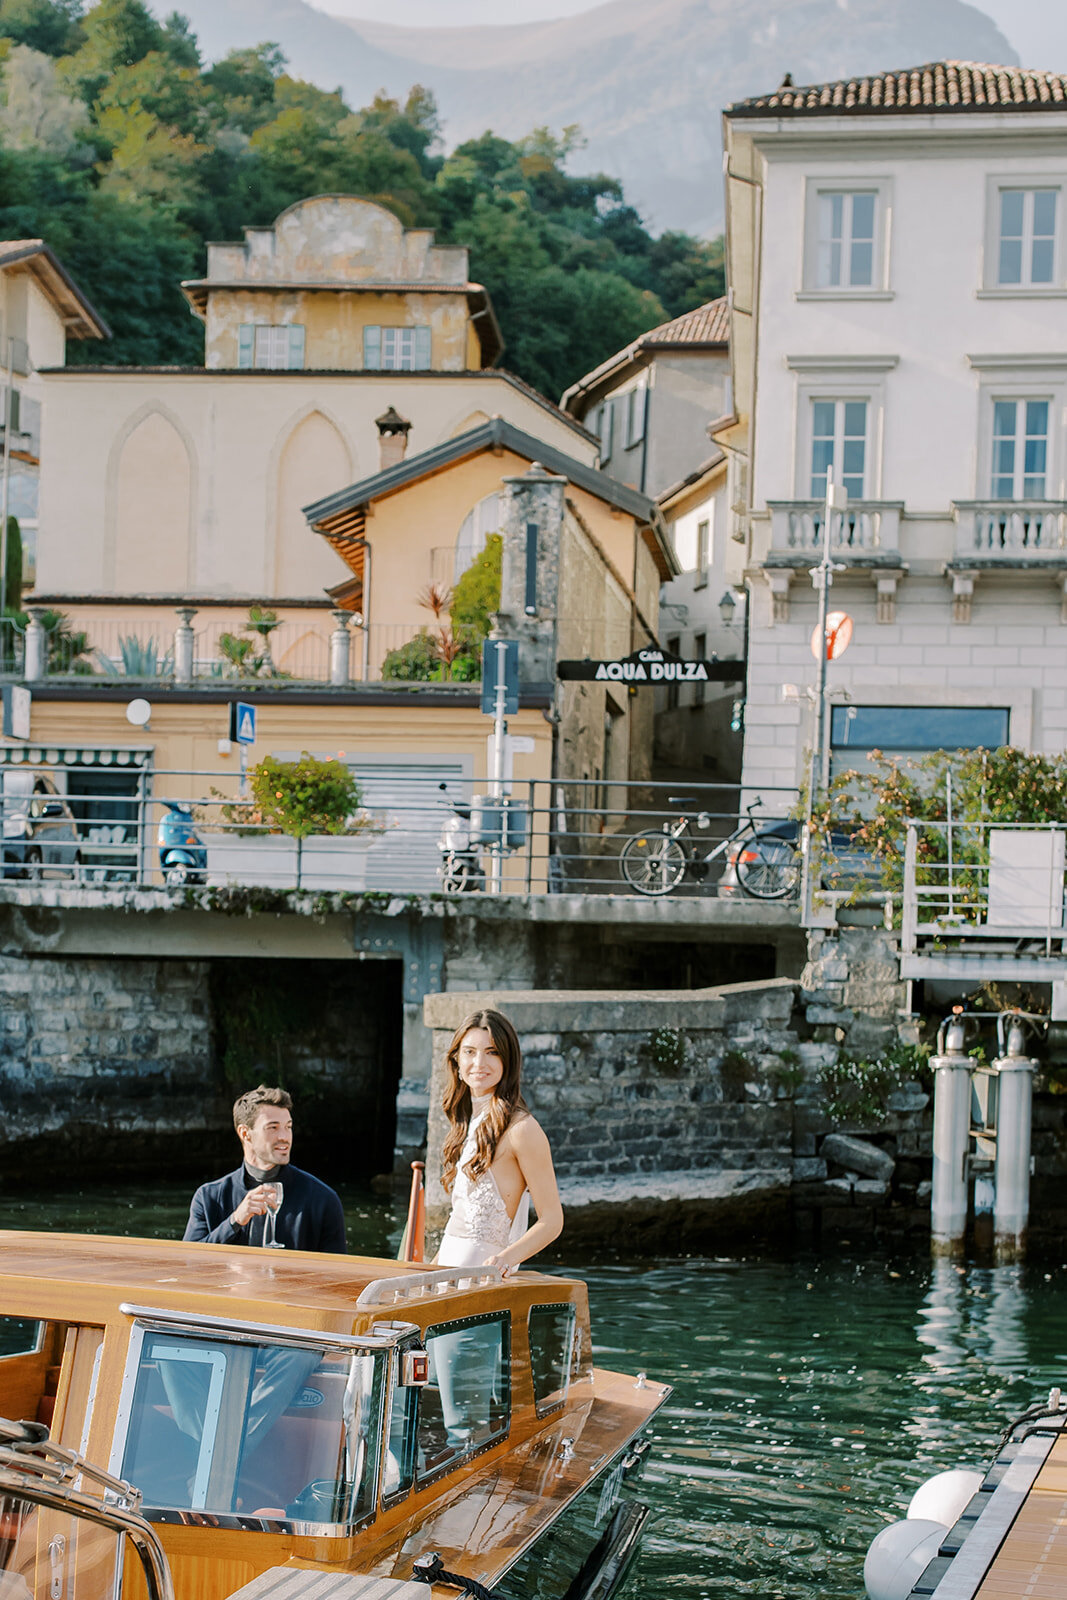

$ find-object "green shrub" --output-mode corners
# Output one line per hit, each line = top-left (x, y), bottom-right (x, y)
(248, 752), (362, 839)
(451, 533), (502, 642)
(380, 631), (441, 681)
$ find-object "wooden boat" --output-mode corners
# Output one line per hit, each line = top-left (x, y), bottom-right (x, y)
(0, 1232), (669, 1600)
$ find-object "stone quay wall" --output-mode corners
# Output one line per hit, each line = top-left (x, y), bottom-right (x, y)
(0, 949), (401, 1182)
(423, 979), (939, 1249)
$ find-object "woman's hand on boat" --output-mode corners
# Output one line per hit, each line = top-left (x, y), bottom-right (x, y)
(484, 1248), (518, 1278)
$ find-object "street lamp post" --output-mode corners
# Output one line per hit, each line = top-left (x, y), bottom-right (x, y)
(801, 472), (848, 923)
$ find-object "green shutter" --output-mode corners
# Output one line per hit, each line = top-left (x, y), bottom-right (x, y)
(414, 326), (432, 370)
(237, 325), (254, 369)
(287, 325), (305, 369)
(363, 326), (382, 370)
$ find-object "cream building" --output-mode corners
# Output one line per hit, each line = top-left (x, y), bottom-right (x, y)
(722, 61), (1067, 805)
(31, 195), (598, 666)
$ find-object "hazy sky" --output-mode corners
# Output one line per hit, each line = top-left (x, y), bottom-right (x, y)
(309, 0), (1067, 67)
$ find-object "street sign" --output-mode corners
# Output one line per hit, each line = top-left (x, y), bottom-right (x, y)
(811, 611), (853, 661)
(557, 646), (742, 684)
(481, 638), (519, 715)
(230, 701), (257, 744)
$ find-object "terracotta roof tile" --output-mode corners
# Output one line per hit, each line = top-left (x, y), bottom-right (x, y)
(637, 296), (729, 348)
(728, 62), (1067, 119)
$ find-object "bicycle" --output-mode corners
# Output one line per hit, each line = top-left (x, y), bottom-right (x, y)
(619, 796), (799, 899)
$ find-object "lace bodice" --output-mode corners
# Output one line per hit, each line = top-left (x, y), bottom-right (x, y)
(439, 1110), (529, 1268)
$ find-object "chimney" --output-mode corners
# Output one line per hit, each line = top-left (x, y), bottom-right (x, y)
(376, 406), (412, 470)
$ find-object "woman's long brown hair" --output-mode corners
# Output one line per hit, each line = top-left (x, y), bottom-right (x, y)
(441, 1009), (527, 1193)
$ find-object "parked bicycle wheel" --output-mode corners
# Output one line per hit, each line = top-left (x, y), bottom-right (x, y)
(735, 832), (798, 899)
(620, 831), (687, 895)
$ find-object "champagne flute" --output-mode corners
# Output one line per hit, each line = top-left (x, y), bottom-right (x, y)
(263, 1182), (284, 1248)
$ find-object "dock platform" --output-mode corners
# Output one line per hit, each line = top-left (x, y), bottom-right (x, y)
(908, 1409), (1067, 1598)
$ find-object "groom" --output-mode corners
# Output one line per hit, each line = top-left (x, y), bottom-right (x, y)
(184, 1083), (347, 1252)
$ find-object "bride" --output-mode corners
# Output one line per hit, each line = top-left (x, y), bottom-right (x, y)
(437, 1008), (563, 1275)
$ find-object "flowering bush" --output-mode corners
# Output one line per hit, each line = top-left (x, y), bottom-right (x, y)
(817, 1041), (931, 1125)
(247, 753), (365, 840)
(812, 745), (1067, 901)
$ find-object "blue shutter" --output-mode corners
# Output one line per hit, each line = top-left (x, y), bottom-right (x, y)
(287, 325), (305, 369)
(237, 325), (254, 369)
(363, 326), (382, 370)
(414, 326), (432, 370)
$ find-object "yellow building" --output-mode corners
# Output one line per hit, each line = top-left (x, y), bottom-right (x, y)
(182, 193), (502, 374)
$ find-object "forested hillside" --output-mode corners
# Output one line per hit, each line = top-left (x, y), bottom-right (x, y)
(0, 0), (724, 396)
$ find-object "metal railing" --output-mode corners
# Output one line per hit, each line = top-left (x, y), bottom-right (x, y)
(0, 763), (801, 899)
(901, 818), (1067, 956)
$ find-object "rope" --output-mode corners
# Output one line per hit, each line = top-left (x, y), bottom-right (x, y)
(411, 1552), (504, 1600)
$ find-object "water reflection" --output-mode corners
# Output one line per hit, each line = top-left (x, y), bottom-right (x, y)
(2, 1186), (1066, 1600)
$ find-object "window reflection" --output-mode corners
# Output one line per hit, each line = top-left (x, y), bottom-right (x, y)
(119, 1333), (384, 1528)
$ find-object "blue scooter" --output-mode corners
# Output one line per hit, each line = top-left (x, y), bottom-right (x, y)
(158, 800), (206, 886)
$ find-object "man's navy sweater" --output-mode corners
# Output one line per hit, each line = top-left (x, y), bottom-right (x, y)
(183, 1163), (347, 1252)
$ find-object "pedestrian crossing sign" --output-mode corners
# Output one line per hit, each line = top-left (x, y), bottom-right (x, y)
(229, 701), (257, 745)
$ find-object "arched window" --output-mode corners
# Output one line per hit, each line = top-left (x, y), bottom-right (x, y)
(454, 493), (502, 583)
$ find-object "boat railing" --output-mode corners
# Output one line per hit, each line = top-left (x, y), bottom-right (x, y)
(357, 1266), (503, 1307)
(0, 1417), (175, 1600)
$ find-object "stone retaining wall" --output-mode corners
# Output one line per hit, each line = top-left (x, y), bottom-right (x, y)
(0, 952), (401, 1181)
(422, 979), (933, 1246)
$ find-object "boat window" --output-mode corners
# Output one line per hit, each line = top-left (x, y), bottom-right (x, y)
(528, 1304), (578, 1416)
(0, 1321), (41, 1359)
(118, 1332), (385, 1531)
(380, 1342), (419, 1506)
(417, 1314), (510, 1484)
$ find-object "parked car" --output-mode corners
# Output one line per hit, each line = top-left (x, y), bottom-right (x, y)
(718, 818), (877, 897)
(1, 771), (81, 879)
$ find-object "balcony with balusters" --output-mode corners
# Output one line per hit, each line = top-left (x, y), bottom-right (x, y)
(952, 501), (1067, 562)
(763, 500), (906, 621)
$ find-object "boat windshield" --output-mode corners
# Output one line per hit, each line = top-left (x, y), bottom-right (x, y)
(117, 1331), (385, 1531)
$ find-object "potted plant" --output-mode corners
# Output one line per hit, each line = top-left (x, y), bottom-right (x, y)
(205, 753), (381, 889)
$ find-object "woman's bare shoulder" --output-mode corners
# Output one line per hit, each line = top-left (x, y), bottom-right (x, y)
(503, 1110), (549, 1149)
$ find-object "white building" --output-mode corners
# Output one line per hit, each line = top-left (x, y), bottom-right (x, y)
(720, 62), (1067, 800)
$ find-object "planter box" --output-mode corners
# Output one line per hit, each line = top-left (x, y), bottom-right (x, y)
(205, 832), (374, 891)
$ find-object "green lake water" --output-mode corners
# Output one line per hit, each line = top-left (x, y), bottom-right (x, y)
(4, 1181), (1067, 1599)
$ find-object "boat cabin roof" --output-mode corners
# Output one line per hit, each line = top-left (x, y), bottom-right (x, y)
(0, 1231), (579, 1336)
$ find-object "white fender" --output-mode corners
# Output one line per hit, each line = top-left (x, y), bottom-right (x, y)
(907, 1468), (982, 1527)
(864, 1518), (947, 1600)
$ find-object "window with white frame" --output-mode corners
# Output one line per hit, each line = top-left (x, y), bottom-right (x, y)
(997, 188), (1057, 287)
(237, 324), (306, 370)
(991, 397), (1050, 499)
(810, 398), (868, 499)
(363, 326), (432, 371)
(816, 191), (877, 288)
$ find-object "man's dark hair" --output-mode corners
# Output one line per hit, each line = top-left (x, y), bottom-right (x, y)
(233, 1084), (292, 1136)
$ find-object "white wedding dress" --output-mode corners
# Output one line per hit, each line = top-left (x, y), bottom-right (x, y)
(438, 1109), (530, 1268)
